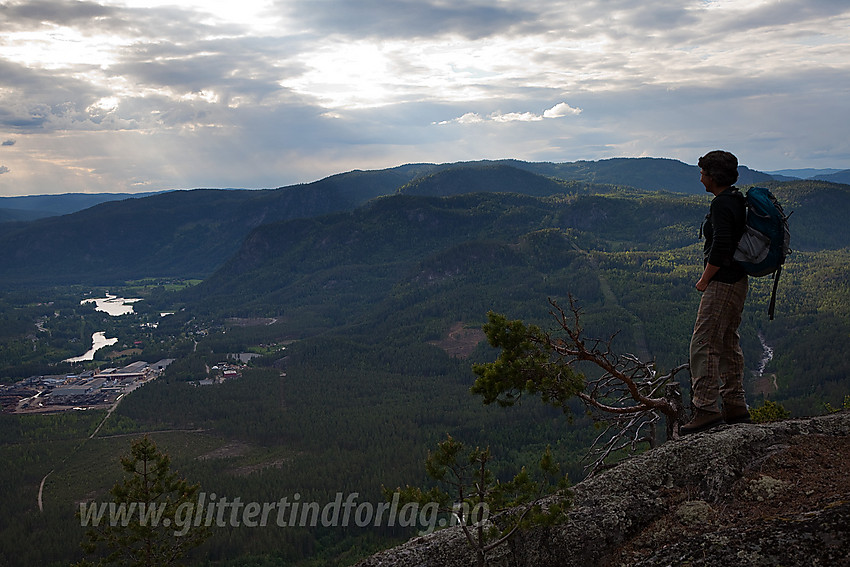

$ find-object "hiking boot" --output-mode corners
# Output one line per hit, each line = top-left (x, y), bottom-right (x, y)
(681, 409), (725, 435)
(723, 405), (752, 424)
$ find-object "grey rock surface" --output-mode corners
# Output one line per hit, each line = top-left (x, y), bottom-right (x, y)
(355, 411), (850, 567)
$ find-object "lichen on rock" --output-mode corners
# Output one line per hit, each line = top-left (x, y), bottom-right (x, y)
(743, 474), (789, 502)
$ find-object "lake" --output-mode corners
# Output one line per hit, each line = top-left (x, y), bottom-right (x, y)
(82, 293), (142, 316)
(63, 293), (141, 362)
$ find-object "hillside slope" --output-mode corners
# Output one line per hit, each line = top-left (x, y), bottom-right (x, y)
(398, 163), (574, 197)
(0, 207), (45, 223)
(501, 157), (774, 193)
(185, 191), (709, 322)
(815, 169), (850, 184)
(180, 184), (850, 414)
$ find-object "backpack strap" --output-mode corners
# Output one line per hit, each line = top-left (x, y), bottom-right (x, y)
(768, 265), (781, 321)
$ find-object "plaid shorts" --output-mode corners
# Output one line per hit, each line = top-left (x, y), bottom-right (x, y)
(689, 278), (748, 411)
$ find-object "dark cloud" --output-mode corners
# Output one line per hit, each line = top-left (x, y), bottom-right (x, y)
(0, 32), (301, 134)
(0, 59), (108, 130)
(621, 4), (698, 32)
(0, 0), (114, 30)
(281, 0), (538, 40)
(109, 37), (305, 105)
(0, 0), (240, 45)
(0, 104), (48, 128)
(713, 0), (850, 32)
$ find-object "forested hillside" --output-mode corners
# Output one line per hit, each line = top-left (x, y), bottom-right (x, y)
(499, 157), (775, 193)
(814, 169), (850, 184)
(178, 181), (850, 414)
(0, 207), (43, 222)
(0, 165), (431, 285)
(0, 157), (783, 286)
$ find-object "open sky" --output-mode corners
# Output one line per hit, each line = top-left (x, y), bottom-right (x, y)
(1, 0), (849, 196)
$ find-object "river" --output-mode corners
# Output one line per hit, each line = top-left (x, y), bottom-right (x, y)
(756, 331), (774, 378)
(64, 331), (119, 363)
(754, 331), (778, 393)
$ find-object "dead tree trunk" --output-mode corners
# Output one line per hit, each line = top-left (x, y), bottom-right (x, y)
(664, 382), (688, 441)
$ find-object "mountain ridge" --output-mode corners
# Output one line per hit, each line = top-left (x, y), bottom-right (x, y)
(0, 157), (777, 222)
(0, 157), (825, 287)
(0, 190), (164, 220)
(1, 158), (849, 566)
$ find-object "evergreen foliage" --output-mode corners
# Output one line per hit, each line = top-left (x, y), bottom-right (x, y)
(749, 400), (792, 423)
(391, 435), (570, 567)
(470, 312), (584, 410)
(825, 395), (850, 413)
(75, 436), (210, 567)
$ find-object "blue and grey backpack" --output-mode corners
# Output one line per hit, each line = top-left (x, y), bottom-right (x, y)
(733, 186), (791, 319)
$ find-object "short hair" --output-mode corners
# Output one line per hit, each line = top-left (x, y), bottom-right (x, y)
(698, 150), (739, 187)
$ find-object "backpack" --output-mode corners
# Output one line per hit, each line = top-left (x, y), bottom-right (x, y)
(733, 186), (791, 320)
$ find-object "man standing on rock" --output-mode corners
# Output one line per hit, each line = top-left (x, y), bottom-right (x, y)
(683, 150), (751, 434)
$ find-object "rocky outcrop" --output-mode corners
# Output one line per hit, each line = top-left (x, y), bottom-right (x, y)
(356, 411), (850, 567)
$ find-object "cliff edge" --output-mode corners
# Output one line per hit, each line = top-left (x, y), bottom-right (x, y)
(356, 411), (850, 566)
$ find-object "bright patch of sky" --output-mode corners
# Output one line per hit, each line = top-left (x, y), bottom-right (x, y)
(1, 0), (848, 196)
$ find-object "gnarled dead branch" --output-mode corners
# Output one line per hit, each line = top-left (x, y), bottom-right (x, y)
(545, 297), (689, 475)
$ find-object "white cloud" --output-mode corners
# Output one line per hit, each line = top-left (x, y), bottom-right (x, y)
(447, 112), (485, 125)
(543, 102), (582, 118)
(438, 102), (582, 125)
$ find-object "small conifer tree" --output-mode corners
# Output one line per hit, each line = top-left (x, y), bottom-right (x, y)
(389, 435), (571, 567)
(75, 435), (209, 567)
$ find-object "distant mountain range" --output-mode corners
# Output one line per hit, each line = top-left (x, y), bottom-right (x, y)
(767, 168), (850, 183)
(0, 157), (847, 288)
(4, 160), (847, 225)
(0, 191), (163, 222)
(0, 157), (782, 222)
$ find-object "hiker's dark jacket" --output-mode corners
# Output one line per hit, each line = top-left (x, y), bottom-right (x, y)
(703, 187), (747, 283)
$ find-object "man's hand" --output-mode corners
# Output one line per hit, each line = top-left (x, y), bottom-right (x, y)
(696, 263), (721, 292)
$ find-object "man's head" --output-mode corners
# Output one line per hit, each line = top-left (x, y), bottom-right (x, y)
(698, 150), (739, 188)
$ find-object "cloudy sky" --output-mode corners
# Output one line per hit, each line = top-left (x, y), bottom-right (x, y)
(1, 0), (848, 196)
